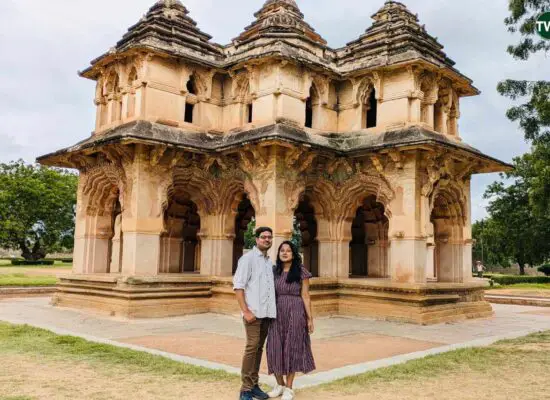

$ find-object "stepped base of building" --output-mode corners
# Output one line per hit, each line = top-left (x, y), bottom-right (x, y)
(53, 275), (492, 325)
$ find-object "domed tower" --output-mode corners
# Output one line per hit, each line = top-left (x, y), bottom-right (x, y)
(39, 0), (509, 324)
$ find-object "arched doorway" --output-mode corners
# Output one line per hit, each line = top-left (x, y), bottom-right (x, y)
(350, 196), (389, 278)
(295, 196), (319, 277)
(233, 195), (255, 274)
(161, 196), (201, 274)
(431, 191), (465, 282)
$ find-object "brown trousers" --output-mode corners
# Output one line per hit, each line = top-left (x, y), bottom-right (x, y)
(241, 318), (271, 392)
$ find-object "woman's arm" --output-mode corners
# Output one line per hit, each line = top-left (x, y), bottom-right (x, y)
(301, 278), (314, 334)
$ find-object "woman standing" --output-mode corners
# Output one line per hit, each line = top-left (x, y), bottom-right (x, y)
(267, 241), (315, 400)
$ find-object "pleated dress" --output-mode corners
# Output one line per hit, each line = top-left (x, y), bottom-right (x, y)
(266, 266), (316, 375)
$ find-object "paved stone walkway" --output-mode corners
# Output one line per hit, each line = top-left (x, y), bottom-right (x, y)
(1, 297), (550, 388)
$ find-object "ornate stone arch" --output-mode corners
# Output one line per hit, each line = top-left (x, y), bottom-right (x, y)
(165, 160), (247, 237)
(81, 162), (126, 217)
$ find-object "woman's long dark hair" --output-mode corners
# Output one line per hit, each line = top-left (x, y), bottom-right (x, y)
(275, 241), (303, 283)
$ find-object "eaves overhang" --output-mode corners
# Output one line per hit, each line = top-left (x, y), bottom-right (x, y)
(37, 121), (511, 175)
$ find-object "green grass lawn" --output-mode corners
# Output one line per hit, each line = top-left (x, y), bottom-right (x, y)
(0, 261), (71, 287)
(0, 322), (238, 400)
(0, 260), (72, 268)
(0, 274), (58, 287)
(0, 322), (549, 400)
(488, 283), (550, 290)
(311, 331), (550, 399)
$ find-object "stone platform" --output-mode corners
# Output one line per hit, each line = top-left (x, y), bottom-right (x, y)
(54, 275), (492, 325)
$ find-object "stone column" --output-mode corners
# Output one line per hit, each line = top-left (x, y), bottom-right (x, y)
(121, 145), (167, 276)
(425, 243), (436, 280)
(73, 186), (114, 275)
(243, 147), (305, 262)
(199, 214), (236, 277)
(388, 154), (428, 284)
(317, 217), (353, 278)
(109, 214), (123, 274)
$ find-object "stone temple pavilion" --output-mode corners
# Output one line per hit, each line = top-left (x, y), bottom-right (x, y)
(38, 0), (509, 324)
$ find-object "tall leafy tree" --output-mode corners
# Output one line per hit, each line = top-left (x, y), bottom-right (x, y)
(472, 218), (510, 267)
(498, 0), (550, 214)
(482, 175), (550, 275)
(0, 161), (78, 260)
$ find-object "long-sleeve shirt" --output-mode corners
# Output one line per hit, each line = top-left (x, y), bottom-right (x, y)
(233, 246), (277, 319)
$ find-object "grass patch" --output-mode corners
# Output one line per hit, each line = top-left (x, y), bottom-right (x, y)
(0, 322), (238, 382)
(0, 274), (58, 286)
(488, 283), (550, 290)
(315, 330), (550, 394)
(0, 261), (72, 269)
(0, 397), (34, 400)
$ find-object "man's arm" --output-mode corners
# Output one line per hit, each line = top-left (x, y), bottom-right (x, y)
(233, 256), (256, 323)
(235, 289), (256, 323)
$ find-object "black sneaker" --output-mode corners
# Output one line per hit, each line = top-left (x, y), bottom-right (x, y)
(239, 391), (253, 400)
(251, 385), (269, 400)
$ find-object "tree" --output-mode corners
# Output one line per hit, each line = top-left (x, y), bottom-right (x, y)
(498, 0), (550, 213)
(290, 217), (302, 251)
(472, 218), (510, 268)
(244, 218), (256, 250)
(482, 176), (550, 274)
(0, 161), (78, 260)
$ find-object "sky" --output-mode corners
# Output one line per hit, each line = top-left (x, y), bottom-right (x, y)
(0, 0), (546, 221)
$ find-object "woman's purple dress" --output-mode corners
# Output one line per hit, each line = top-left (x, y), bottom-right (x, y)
(267, 266), (316, 375)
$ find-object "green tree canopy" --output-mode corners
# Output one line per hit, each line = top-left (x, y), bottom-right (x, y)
(479, 171), (550, 274)
(497, 0), (550, 215)
(0, 161), (78, 260)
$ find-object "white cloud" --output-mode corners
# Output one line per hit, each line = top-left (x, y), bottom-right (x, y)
(0, 0), (542, 220)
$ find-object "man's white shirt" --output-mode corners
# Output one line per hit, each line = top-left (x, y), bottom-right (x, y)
(233, 246), (277, 319)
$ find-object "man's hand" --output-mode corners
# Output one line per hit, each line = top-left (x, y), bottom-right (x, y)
(243, 310), (257, 323)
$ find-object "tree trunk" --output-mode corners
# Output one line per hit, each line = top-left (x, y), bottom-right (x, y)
(519, 263), (526, 276)
(19, 240), (32, 261)
(19, 239), (46, 261)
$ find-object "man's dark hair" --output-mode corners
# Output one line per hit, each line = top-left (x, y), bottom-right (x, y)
(255, 227), (273, 238)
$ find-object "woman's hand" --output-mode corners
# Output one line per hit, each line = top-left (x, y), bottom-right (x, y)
(308, 319), (314, 334)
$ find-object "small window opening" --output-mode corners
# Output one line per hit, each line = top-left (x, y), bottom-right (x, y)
(366, 90), (377, 128)
(185, 103), (194, 123)
(305, 97), (313, 128)
(247, 104), (253, 124)
(187, 76), (197, 95)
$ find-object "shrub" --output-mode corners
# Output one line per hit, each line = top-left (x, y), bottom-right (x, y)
(538, 265), (550, 277)
(44, 258), (73, 263)
(484, 274), (550, 285)
(11, 259), (55, 266)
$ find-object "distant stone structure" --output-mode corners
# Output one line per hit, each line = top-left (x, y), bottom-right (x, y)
(39, 0), (509, 324)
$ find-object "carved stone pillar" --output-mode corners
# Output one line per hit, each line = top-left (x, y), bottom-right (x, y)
(73, 168), (121, 275)
(317, 216), (353, 278)
(242, 146), (306, 261)
(109, 214), (123, 274)
(121, 145), (168, 276)
(388, 154), (428, 284)
(199, 214), (236, 277)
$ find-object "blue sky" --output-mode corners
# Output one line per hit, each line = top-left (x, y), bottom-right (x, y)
(0, 0), (546, 221)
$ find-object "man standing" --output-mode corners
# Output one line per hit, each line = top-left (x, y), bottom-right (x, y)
(476, 260), (485, 278)
(233, 227), (276, 400)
